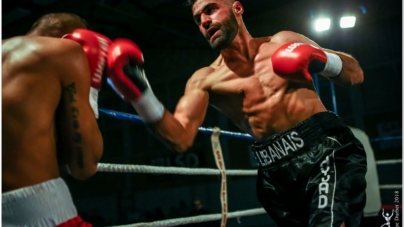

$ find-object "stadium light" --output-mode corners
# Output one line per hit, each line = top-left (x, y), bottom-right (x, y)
(340, 16), (356, 28)
(314, 18), (331, 31)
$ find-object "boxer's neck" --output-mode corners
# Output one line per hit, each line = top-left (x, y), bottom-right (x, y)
(220, 24), (258, 63)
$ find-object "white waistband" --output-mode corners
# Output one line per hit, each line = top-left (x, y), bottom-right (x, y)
(2, 178), (78, 227)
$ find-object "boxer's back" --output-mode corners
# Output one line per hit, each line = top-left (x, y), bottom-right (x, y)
(2, 36), (65, 192)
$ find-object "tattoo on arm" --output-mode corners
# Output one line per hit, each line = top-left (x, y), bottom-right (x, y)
(71, 108), (84, 169)
(64, 82), (77, 102)
(63, 83), (84, 169)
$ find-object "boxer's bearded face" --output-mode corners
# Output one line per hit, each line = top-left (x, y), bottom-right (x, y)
(206, 10), (238, 50)
(192, 0), (239, 50)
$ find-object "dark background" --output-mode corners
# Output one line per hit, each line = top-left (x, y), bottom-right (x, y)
(3, 0), (402, 226)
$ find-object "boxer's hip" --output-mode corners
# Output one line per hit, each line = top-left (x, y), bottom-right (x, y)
(251, 111), (359, 170)
(2, 177), (77, 227)
(252, 111), (367, 226)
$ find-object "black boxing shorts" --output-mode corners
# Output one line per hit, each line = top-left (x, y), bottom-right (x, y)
(251, 111), (367, 227)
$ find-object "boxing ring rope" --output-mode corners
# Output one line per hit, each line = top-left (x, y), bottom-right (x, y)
(375, 159), (402, 190)
(112, 208), (267, 227)
(376, 159), (402, 165)
(99, 108), (256, 140)
(97, 162), (402, 191)
(99, 108), (402, 143)
(98, 109), (268, 226)
(97, 158), (401, 175)
(98, 108), (402, 226)
(97, 163), (257, 176)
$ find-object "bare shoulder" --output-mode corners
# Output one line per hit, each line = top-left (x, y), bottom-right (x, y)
(35, 37), (84, 58)
(270, 30), (319, 46)
(2, 36), (89, 88)
(185, 66), (215, 92)
(3, 36), (83, 66)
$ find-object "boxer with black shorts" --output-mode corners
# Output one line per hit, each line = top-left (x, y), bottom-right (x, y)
(252, 111), (366, 227)
(106, 0), (366, 226)
(2, 13), (110, 226)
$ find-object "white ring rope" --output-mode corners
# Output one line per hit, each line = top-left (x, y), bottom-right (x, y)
(97, 158), (402, 175)
(97, 163), (257, 176)
(108, 208), (267, 227)
(99, 127), (264, 227)
(379, 184), (402, 189)
(97, 123), (402, 227)
(376, 159), (402, 165)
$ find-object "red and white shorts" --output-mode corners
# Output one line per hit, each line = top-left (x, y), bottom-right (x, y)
(2, 177), (92, 227)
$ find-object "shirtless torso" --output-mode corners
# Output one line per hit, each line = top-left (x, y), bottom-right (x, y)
(106, 1), (365, 226)
(2, 13), (107, 226)
(110, 0), (362, 153)
(198, 37), (326, 140)
(2, 36), (102, 192)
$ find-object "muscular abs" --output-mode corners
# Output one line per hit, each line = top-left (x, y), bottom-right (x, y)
(206, 42), (326, 141)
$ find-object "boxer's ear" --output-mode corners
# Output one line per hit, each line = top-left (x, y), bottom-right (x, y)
(232, 1), (244, 15)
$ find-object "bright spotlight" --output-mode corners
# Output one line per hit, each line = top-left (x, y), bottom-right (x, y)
(340, 16), (356, 28)
(314, 18), (331, 31)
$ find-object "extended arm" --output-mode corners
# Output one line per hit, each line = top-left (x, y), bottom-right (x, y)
(106, 38), (210, 152)
(271, 31), (364, 87)
(150, 74), (210, 151)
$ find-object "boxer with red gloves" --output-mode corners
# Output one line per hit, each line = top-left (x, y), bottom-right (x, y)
(271, 42), (343, 82)
(106, 38), (207, 152)
(63, 28), (112, 118)
(106, 38), (164, 123)
(107, 1), (367, 226)
(3, 13), (103, 226)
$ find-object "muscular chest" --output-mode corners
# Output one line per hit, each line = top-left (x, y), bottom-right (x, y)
(208, 54), (283, 110)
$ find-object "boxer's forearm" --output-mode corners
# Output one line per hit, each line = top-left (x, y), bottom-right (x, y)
(149, 110), (198, 152)
(148, 88), (209, 152)
(271, 31), (363, 88)
(323, 50), (364, 87)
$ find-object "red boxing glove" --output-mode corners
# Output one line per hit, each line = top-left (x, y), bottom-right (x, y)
(271, 42), (343, 82)
(62, 29), (112, 118)
(63, 29), (111, 89)
(107, 38), (164, 123)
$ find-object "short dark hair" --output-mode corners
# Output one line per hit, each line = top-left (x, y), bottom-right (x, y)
(185, 0), (235, 7)
(27, 13), (90, 37)
(185, 0), (197, 6)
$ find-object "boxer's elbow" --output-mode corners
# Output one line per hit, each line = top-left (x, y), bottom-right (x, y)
(356, 71), (364, 84)
(172, 140), (193, 153)
(175, 130), (198, 152)
(338, 55), (364, 87)
(161, 137), (193, 153)
(350, 69), (364, 86)
(336, 69), (364, 87)
(150, 124), (195, 152)
(348, 58), (364, 86)
(68, 143), (103, 180)
(68, 164), (98, 180)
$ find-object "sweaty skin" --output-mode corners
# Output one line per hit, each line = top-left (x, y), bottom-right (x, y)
(196, 36), (326, 139)
(150, 0), (363, 152)
(2, 36), (103, 192)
